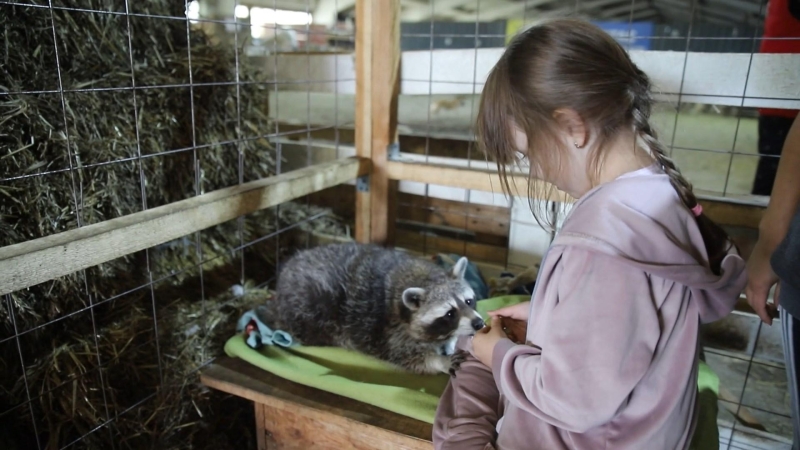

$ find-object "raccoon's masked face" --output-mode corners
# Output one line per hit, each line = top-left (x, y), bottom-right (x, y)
(402, 257), (485, 342)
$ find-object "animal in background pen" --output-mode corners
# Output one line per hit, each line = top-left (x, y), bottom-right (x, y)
(256, 242), (486, 375)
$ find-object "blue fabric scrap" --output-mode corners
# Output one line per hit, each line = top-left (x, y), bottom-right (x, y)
(236, 310), (295, 349)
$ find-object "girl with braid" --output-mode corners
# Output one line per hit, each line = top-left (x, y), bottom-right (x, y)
(433, 19), (747, 450)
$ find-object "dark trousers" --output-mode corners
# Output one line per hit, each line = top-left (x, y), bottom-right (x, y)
(781, 306), (800, 450)
(753, 115), (796, 196)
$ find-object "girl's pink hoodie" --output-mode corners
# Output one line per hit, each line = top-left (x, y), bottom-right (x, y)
(433, 166), (747, 450)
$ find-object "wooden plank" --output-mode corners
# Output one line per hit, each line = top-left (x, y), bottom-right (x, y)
(397, 220), (508, 249)
(354, 0), (372, 244)
(701, 201), (765, 229)
(369, 0), (401, 245)
(386, 160), (567, 202)
(387, 180), (399, 247)
(0, 157), (369, 296)
(398, 192), (510, 220)
(386, 161), (765, 229)
(254, 403), (267, 450)
(305, 185), (357, 222)
(305, 185), (510, 242)
(261, 401), (430, 450)
(397, 192), (510, 237)
(395, 229), (507, 266)
(356, 187), (373, 244)
(397, 205), (509, 238)
(200, 357), (432, 448)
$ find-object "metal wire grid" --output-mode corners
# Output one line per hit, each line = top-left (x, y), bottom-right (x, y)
(394, 0), (790, 261)
(0, 0), (795, 448)
(0, 1), (351, 448)
(396, 0), (794, 197)
(394, 0), (795, 448)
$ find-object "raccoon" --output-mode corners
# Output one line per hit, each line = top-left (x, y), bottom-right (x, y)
(257, 242), (485, 376)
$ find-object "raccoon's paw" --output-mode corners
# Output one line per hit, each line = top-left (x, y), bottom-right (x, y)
(448, 350), (469, 377)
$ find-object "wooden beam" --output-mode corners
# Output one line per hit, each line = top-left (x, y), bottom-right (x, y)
(201, 357), (433, 448)
(386, 160), (568, 202)
(355, 0), (373, 243)
(385, 160), (766, 229)
(396, 229), (508, 266)
(0, 157), (369, 296)
(368, 0), (401, 245)
(254, 403), (268, 450)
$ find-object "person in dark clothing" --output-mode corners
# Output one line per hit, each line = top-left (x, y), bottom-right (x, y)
(747, 113), (800, 449)
(752, 0), (800, 196)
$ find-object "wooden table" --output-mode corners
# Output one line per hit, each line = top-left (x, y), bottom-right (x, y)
(200, 357), (434, 449)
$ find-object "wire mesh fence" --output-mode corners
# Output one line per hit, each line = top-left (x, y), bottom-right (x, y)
(2, 0), (798, 449)
(0, 0), (352, 449)
(390, 1), (796, 449)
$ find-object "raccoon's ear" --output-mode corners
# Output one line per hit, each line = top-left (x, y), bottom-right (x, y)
(402, 287), (426, 310)
(451, 257), (469, 280)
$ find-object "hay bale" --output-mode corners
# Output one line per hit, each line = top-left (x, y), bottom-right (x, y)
(11, 275), (272, 450)
(0, 0), (281, 329)
(0, 1), (350, 449)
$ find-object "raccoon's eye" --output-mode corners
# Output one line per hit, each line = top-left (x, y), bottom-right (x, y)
(465, 298), (473, 306)
(446, 310), (455, 319)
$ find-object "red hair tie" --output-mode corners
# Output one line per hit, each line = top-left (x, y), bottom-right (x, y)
(691, 204), (703, 217)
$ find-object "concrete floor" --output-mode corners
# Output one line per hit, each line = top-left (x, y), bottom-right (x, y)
(704, 312), (794, 448)
(269, 91), (766, 199)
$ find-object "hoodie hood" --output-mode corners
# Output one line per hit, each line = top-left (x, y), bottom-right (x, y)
(552, 165), (747, 324)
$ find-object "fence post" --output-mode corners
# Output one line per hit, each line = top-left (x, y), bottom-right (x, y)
(355, 0), (400, 245)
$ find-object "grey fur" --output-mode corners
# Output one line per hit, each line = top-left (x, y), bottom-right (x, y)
(257, 242), (484, 375)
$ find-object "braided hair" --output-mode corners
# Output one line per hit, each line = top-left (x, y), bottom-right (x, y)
(629, 69), (732, 274)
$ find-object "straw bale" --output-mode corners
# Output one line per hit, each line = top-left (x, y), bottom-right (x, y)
(0, 0), (283, 328)
(0, 1), (349, 448)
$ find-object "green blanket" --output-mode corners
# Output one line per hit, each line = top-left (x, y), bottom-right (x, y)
(225, 295), (719, 447)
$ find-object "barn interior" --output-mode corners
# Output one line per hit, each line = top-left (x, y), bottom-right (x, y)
(0, 0), (796, 449)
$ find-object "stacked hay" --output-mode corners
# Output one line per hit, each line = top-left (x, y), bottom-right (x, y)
(0, 2), (348, 449)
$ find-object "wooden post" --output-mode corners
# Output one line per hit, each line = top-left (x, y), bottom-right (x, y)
(355, 0), (400, 245)
(354, 0), (373, 243)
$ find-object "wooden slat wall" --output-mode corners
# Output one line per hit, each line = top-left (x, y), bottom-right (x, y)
(307, 185), (511, 266)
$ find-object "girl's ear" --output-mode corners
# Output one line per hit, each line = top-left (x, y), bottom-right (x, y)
(553, 108), (588, 149)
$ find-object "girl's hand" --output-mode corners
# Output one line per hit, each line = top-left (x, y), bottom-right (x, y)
(472, 316), (509, 367)
(488, 301), (531, 322)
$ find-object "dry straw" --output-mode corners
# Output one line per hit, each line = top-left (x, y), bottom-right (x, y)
(0, 1), (346, 448)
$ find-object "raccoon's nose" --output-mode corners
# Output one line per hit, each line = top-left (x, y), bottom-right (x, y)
(471, 318), (485, 331)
